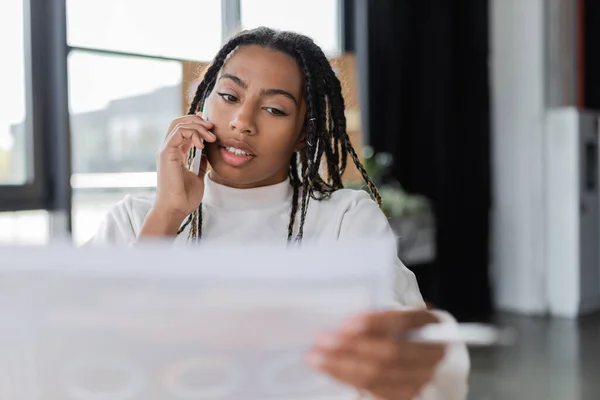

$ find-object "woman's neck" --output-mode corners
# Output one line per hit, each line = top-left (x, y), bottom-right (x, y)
(207, 169), (289, 189)
(203, 171), (293, 210)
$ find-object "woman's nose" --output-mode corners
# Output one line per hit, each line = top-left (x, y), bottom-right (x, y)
(229, 105), (257, 136)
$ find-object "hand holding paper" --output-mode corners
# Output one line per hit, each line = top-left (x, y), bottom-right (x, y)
(307, 309), (445, 400)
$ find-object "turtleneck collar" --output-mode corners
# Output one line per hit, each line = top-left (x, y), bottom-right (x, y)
(202, 173), (293, 210)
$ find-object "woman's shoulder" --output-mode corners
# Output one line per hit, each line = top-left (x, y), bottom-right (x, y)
(312, 187), (388, 229)
(90, 194), (155, 244)
(111, 194), (155, 222)
(327, 187), (381, 211)
(322, 187), (393, 242)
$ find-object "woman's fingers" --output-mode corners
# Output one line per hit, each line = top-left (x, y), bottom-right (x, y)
(313, 332), (445, 367)
(341, 309), (440, 336)
(163, 128), (205, 155)
(163, 123), (215, 154)
(164, 114), (214, 140)
(306, 351), (433, 399)
(306, 310), (447, 399)
(176, 122), (217, 143)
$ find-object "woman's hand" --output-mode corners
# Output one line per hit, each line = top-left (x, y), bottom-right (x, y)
(307, 309), (446, 400)
(139, 113), (216, 237)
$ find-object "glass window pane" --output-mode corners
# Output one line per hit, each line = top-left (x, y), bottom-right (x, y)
(67, 0), (222, 61)
(68, 51), (182, 174)
(241, 0), (340, 56)
(68, 51), (182, 243)
(0, 211), (49, 245)
(0, 0), (27, 184)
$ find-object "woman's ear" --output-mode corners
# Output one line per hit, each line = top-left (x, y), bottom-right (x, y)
(294, 131), (307, 152)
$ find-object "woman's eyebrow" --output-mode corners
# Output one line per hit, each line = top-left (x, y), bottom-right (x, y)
(219, 73), (248, 89)
(261, 88), (298, 106)
(219, 73), (299, 105)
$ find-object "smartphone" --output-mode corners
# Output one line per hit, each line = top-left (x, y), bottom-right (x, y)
(192, 102), (208, 176)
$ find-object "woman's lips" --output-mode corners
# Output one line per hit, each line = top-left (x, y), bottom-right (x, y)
(219, 145), (255, 167)
(218, 138), (256, 156)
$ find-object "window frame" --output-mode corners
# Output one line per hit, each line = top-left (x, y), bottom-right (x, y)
(0, 0), (47, 212)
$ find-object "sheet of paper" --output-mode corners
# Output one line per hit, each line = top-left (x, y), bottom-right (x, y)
(0, 242), (395, 399)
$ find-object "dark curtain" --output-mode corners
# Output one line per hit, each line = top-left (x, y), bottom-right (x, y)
(585, 0), (600, 109)
(354, 0), (492, 321)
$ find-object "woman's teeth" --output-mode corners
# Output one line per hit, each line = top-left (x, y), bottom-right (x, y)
(225, 146), (251, 156)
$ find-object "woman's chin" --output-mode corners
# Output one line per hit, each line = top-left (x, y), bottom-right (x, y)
(207, 163), (259, 187)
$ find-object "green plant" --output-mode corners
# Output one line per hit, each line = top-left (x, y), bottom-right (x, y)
(347, 146), (432, 219)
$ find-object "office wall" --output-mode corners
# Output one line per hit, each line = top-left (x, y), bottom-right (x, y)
(490, 0), (547, 313)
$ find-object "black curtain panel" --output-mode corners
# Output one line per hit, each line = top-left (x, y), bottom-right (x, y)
(585, 0), (600, 110)
(353, 0), (492, 321)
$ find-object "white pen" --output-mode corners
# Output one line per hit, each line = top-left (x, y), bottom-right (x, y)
(192, 102), (209, 176)
(404, 323), (516, 347)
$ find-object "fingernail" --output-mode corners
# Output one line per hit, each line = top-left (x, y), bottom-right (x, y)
(344, 317), (366, 334)
(315, 333), (339, 350)
(305, 352), (325, 368)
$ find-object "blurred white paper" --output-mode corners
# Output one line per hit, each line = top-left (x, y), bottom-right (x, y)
(0, 241), (394, 399)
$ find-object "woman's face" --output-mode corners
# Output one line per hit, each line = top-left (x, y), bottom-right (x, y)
(203, 45), (306, 189)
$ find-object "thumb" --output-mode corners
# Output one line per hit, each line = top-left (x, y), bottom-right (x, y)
(198, 154), (209, 179)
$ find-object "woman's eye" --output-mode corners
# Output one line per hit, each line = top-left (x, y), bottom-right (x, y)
(218, 93), (238, 103)
(264, 107), (287, 116)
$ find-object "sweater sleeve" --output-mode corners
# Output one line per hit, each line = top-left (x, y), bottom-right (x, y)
(338, 190), (469, 400)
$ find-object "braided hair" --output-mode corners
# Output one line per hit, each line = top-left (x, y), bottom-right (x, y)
(178, 27), (381, 243)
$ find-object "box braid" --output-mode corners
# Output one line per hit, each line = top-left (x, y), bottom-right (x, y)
(177, 27), (381, 243)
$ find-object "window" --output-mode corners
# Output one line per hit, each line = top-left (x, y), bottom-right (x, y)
(66, 0), (222, 61)
(68, 51), (182, 174)
(68, 51), (182, 243)
(240, 0), (341, 56)
(0, 0), (27, 185)
(0, 211), (49, 245)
